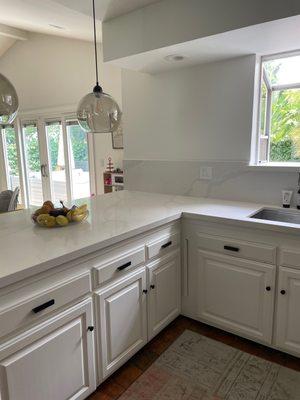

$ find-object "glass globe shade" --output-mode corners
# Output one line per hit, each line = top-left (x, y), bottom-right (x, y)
(0, 73), (19, 125)
(77, 91), (122, 133)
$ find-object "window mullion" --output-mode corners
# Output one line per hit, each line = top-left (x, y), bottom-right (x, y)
(14, 119), (27, 207)
(265, 88), (272, 163)
(263, 68), (272, 91)
(87, 131), (96, 196)
(62, 118), (73, 202)
(0, 127), (9, 190)
(19, 119), (30, 208)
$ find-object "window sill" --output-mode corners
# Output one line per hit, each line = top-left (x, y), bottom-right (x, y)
(248, 163), (300, 172)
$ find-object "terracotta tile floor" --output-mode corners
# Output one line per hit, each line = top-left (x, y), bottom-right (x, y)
(88, 316), (300, 400)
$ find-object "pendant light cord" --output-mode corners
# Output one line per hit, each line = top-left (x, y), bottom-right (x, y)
(92, 0), (102, 93)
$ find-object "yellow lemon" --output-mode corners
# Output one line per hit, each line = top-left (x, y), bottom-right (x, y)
(37, 214), (56, 227)
(56, 215), (69, 226)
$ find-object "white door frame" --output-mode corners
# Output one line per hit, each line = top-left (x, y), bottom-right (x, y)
(1, 106), (96, 207)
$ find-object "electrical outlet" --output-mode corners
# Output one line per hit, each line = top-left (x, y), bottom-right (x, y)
(199, 166), (213, 180)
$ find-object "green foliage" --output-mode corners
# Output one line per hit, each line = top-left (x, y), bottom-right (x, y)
(4, 122), (89, 178)
(263, 62), (300, 162)
(269, 89), (300, 162)
(24, 125), (40, 172)
(68, 125), (88, 164)
(4, 126), (19, 176)
(47, 125), (60, 169)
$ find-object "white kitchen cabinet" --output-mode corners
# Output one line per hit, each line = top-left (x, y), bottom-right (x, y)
(147, 250), (181, 340)
(196, 250), (276, 344)
(0, 299), (96, 400)
(276, 266), (300, 356)
(96, 268), (147, 380)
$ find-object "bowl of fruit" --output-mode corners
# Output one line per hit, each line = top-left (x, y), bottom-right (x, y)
(32, 201), (89, 228)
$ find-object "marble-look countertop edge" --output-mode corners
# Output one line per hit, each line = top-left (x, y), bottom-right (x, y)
(182, 212), (300, 235)
(0, 213), (182, 290)
(2, 190), (300, 290)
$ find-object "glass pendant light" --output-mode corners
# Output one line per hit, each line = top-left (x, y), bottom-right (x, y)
(0, 73), (19, 125)
(77, 0), (122, 134)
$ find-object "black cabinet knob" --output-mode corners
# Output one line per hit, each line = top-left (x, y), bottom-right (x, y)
(150, 285), (155, 289)
(143, 289), (148, 294)
(87, 326), (94, 332)
(266, 286), (271, 291)
(280, 289), (286, 295)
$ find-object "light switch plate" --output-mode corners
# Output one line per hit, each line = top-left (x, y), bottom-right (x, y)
(199, 166), (213, 180)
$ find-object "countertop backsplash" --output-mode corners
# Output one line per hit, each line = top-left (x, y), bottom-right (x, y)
(124, 160), (299, 207)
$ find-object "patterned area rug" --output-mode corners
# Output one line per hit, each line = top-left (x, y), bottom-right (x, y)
(120, 330), (300, 400)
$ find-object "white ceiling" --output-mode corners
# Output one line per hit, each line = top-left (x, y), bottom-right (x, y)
(107, 16), (300, 73)
(0, 0), (160, 58)
(0, 0), (103, 42)
(52, 0), (162, 21)
(0, 0), (161, 43)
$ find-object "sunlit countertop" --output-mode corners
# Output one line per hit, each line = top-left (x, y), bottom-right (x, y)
(1, 190), (300, 289)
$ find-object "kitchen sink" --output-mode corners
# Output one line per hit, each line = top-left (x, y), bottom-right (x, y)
(250, 207), (300, 225)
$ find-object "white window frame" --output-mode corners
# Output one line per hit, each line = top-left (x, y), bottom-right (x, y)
(0, 107), (96, 207)
(253, 50), (300, 167)
(0, 123), (27, 207)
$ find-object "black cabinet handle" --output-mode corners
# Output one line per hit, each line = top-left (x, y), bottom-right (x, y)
(87, 326), (94, 332)
(117, 261), (132, 271)
(161, 241), (172, 249)
(143, 289), (148, 294)
(224, 245), (240, 252)
(280, 289), (286, 295)
(150, 285), (155, 289)
(266, 286), (271, 291)
(32, 299), (55, 314)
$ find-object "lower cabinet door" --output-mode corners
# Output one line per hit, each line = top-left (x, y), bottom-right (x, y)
(147, 250), (181, 340)
(197, 250), (276, 343)
(0, 299), (96, 400)
(276, 266), (300, 356)
(96, 268), (147, 380)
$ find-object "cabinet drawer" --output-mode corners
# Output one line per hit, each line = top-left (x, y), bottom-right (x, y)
(146, 231), (180, 260)
(280, 248), (300, 269)
(197, 233), (276, 264)
(94, 246), (145, 287)
(0, 271), (91, 339)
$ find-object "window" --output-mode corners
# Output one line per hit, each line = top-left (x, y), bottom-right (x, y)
(0, 125), (24, 205)
(0, 114), (94, 208)
(22, 122), (43, 206)
(256, 52), (300, 165)
(45, 120), (68, 203)
(66, 120), (91, 200)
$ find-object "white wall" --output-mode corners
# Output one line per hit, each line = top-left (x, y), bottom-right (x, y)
(0, 32), (123, 195)
(122, 55), (299, 206)
(123, 55), (256, 162)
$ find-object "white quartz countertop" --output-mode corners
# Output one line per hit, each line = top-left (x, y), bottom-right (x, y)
(1, 190), (300, 289)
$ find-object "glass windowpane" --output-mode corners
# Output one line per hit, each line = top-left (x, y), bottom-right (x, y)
(2, 125), (23, 205)
(23, 123), (43, 206)
(264, 55), (300, 86)
(269, 88), (300, 162)
(46, 121), (68, 203)
(66, 121), (90, 200)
